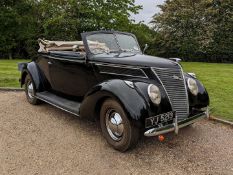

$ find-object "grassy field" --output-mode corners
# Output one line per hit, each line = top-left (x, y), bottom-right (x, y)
(0, 59), (232, 121)
(0, 59), (29, 88)
(182, 62), (233, 121)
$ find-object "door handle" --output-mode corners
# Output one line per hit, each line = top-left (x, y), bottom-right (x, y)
(48, 61), (52, 65)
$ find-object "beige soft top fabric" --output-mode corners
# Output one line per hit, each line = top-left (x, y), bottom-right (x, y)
(38, 39), (109, 53)
(38, 39), (84, 53)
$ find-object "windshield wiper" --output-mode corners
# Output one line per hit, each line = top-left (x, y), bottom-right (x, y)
(108, 50), (120, 54)
(92, 50), (119, 55)
(120, 49), (139, 53)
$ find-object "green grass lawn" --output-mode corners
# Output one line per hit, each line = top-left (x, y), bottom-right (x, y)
(182, 62), (233, 121)
(0, 59), (232, 121)
(0, 59), (29, 88)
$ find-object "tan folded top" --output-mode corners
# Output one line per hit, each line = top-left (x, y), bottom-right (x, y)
(38, 39), (84, 53)
(38, 39), (109, 53)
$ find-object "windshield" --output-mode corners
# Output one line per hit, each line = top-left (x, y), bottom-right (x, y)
(86, 33), (141, 54)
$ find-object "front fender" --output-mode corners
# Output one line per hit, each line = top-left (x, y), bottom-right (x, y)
(80, 79), (172, 125)
(184, 73), (210, 107)
(80, 79), (149, 123)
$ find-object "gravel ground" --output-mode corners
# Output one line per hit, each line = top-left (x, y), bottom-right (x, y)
(0, 92), (232, 175)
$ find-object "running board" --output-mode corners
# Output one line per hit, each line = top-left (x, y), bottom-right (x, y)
(36, 91), (80, 116)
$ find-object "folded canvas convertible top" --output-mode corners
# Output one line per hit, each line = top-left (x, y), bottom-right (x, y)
(38, 39), (108, 53)
(38, 39), (85, 53)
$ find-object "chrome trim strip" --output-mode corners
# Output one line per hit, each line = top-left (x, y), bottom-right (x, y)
(35, 95), (80, 117)
(95, 63), (144, 70)
(144, 111), (207, 137)
(99, 71), (148, 79)
(177, 63), (190, 115)
(96, 63), (148, 79)
(46, 55), (85, 63)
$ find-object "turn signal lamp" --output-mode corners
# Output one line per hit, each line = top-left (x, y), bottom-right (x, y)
(158, 135), (165, 142)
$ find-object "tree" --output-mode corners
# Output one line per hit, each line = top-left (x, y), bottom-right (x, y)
(0, 0), (39, 59)
(0, 0), (142, 59)
(151, 0), (233, 62)
(207, 0), (233, 62)
(38, 0), (142, 40)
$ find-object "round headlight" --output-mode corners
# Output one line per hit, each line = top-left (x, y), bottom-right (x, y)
(187, 78), (198, 96)
(148, 84), (161, 105)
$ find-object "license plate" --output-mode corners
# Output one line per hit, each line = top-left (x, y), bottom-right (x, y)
(145, 111), (175, 128)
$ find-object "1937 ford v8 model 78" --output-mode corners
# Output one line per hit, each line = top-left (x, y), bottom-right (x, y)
(18, 31), (209, 152)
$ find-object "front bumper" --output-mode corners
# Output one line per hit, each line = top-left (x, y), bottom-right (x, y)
(144, 108), (209, 137)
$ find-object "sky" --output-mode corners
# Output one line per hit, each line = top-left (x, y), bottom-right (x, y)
(131, 0), (165, 24)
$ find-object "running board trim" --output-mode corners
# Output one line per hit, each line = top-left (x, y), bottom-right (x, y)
(35, 92), (80, 117)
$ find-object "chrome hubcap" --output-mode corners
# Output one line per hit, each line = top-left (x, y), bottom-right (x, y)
(27, 82), (34, 99)
(105, 109), (124, 141)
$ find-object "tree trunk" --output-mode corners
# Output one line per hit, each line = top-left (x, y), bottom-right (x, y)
(8, 52), (12, 60)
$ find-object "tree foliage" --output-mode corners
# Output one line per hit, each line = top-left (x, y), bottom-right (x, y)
(0, 0), (142, 59)
(0, 0), (232, 62)
(151, 0), (233, 62)
(0, 0), (38, 58)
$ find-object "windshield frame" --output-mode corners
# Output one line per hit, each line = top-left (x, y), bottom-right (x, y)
(81, 31), (142, 58)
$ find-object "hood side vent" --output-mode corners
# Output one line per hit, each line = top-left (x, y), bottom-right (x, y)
(97, 64), (147, 78)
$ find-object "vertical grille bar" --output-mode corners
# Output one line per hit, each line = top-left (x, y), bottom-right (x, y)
(152, 67), (189, 121)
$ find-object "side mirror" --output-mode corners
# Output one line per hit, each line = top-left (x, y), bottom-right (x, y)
(143, 44), (149, 54)
(169, 58), (182, 63)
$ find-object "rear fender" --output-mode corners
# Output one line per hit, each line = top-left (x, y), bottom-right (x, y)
(20, 62), (45, 91)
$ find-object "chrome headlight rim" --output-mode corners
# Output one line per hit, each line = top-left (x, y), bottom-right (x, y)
(147, 84), (161, 105)
(187, 78), (199, 96)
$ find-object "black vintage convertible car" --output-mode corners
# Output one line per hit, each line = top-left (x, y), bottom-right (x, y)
(18, 31), (210, 151)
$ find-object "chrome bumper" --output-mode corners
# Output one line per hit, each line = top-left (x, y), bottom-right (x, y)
(144, 109), (209, 137)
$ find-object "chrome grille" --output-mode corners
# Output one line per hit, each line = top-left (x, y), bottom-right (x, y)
(152, 67), (189, 121)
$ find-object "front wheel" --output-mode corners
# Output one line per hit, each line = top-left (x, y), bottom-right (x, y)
(100, 99), (140, 152)
(25, 74), (40, 105)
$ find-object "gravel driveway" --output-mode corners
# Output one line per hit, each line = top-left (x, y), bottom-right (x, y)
(0, 91), (232, 175)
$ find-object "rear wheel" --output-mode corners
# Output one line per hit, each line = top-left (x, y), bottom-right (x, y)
(100, 99), (139, 152)
(25, 74), (40, 105)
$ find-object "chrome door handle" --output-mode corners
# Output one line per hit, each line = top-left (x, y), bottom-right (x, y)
(48, 61), (52, 65)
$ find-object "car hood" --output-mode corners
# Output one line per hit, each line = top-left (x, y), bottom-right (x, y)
(92, 53), (179, 68)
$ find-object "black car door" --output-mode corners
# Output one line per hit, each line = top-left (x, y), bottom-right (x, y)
(48, 53), (96, 97)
